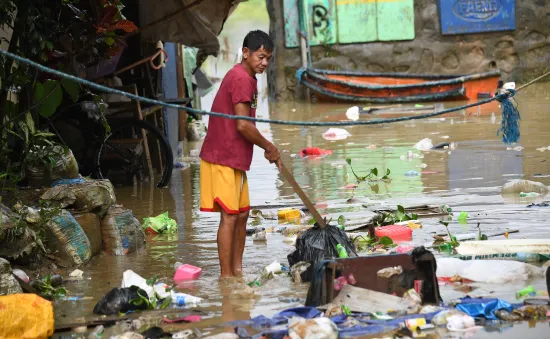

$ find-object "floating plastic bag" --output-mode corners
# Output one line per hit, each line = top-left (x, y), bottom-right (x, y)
(437, 258), (546, 283)
(298, 147), (333, 158)
(45, 210), (91, 266)
(414, 138), (433, 151)
(0, 294), (54, 338)
(101, 205), (145, 255)
(142, 212), (177, 235)
(501, 179), (549, 196)
(288, 225), (356, 282)
(322, 128), (351, 141)
(93, 286), (149, 315)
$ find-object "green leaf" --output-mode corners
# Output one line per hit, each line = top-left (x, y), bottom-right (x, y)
(159, 297), (172, 309)
(60, 78), (80, 102)
(33, 82), (45, 103)
(346, 158), (352, 165)
(37, 80), (63, 117)
(457, 211), (468, 224)
(25, 112), (36, 135)
(371, 168), (378, 176)
(308, 218), (317, 225)
(104, 37), (115, 46)
(379, 236), (393, 246)
(337, 215), (346, 226)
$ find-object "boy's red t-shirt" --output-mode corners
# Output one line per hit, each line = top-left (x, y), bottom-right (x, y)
(199, 64), (258, 171)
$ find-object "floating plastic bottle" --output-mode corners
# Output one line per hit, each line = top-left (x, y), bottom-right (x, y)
(520, 192), (540, 197)
(170, 291), (203, 306)
(336, 244), (349, 258)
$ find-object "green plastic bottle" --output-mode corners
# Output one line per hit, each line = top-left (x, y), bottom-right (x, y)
(336, 244), (349, 258)
(515, 285), (535, 299)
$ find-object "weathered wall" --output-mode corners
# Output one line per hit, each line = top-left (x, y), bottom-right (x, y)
(267, 0), (550, 101)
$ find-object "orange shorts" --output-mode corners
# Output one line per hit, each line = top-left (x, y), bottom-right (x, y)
(200, 160), (250, 214)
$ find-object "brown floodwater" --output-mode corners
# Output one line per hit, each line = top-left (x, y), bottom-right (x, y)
(52, 83), (550, 338)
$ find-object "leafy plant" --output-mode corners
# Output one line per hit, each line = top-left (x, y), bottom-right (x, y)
(371, 205), (418, 227)
(439, 221), (459, 247)
(33, 274), (66, 299)
(130, 275), (172, 310)
(346, 158), (391, 182)
(352, 234), (396, 252)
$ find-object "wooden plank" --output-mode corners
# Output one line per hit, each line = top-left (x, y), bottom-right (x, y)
(280, 162), (326, 228)
(284, 0), (300, 48)
(335, 0), (377, 43)
(377, 0), (414, 41)
(319, 284), (410, 313)
(304, 0), (337, 46)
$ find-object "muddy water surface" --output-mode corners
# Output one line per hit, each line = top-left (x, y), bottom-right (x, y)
(53, 83), (550, 338)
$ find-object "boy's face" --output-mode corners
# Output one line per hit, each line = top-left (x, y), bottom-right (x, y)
(243, 45), (272, 74)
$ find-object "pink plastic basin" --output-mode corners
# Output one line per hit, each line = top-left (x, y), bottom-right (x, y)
(174, 264), (202, 282)
(375, 225), (413, 243)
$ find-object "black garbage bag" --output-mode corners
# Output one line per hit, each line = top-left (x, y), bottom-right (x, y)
(93, 286), (149, 315)
(287, 224), (356, 282)
(141, 327), (172, 339)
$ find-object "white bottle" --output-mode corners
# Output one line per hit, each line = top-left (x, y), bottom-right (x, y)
(170, 291), (203, 307)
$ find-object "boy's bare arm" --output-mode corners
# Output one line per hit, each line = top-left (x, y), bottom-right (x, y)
(234, 103), (281, 167)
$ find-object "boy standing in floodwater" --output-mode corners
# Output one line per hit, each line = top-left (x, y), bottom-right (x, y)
(199, 30), (281, 279)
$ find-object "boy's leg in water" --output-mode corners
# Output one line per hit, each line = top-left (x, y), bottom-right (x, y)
(218, 209), (238, 278)
(232, 210), (249, 276)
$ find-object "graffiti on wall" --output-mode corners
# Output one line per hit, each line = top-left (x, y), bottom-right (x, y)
(439, 0), (515, 35)
(284, 0), (414, 48)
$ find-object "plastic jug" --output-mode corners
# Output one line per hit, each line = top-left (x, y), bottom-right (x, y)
(174, 263), (202, 282)
(375, 225), (413, 242)
(278, 208), (301, 222)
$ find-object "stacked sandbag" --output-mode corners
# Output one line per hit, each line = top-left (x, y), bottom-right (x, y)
(72, 212), (102, 256)
(0, 204), (40, 263)
(0, 258), (22, 295)
(25, 147), (79, 188)
(41, 179), (116, 216)
(101, 205), (145, 255)
(44, 210), (91, 266)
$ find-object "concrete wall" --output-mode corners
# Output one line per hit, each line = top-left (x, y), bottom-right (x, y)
(267, 0), (550, 101)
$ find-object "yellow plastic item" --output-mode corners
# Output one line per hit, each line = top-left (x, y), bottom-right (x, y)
(278, 208), (301, 222)
(0, 294), (54, 339)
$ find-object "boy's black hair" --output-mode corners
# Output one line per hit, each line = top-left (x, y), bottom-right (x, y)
(242, 30), (273, 52)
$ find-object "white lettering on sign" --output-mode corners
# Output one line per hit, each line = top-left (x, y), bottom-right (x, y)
(453, 0), (502, 21)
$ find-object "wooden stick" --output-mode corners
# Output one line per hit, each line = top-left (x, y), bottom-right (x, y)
(280, 162), (326, 228)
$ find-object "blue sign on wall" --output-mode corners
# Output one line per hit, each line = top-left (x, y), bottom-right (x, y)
(438, 0), (515, 35)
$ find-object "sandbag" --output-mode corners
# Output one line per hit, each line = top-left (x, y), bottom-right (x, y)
(41, 179), (116, 216)
(93, 286), (149, 315)
(44, 210), (91, 266)
(101, 205), (145, 255)
(0, 204), (40, 263)
(25, 147), (79, 188)
(0, 294), (54, 338)
(0, 258), (22, 295)
(501, 179), (549, 195)
(72, 212), (102, 256)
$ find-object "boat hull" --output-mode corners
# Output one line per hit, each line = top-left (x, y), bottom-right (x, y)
(299, 68), (501, 103)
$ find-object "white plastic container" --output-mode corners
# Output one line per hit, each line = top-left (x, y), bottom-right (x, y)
(170, 291), (203, 306)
